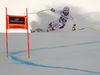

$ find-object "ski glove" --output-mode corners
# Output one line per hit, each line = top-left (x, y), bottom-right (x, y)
(72, 24), (76, 31)
(51, 8), (55, 12)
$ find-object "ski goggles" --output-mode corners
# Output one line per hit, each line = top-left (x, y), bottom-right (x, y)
(64, 10), (69, 13)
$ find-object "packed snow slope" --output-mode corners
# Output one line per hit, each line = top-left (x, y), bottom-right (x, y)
(0, 28), (100, 75)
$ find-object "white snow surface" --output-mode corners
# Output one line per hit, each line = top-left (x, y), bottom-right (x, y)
(0, 30), (100, 75)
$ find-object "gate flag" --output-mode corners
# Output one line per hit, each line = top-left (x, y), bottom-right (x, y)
(6, 7), (30, 58)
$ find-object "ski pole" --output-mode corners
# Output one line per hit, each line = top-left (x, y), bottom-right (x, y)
(76, 27), (98, 31)
(24, 9), (51, 14)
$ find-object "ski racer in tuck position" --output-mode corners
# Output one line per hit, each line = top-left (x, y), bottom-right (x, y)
(31, 6), (76, 32)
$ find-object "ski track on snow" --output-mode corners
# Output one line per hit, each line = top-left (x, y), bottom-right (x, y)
(9, 41), (100, 74)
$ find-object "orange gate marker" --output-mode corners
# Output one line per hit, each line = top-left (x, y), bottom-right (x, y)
(6, 7), (30, 58)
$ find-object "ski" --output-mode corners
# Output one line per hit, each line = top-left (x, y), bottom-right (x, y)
(30, 28), (50, 33)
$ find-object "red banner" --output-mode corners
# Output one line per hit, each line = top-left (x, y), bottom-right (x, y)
(6, 9), (28, 29)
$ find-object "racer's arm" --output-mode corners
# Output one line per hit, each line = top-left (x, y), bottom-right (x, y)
(69, 14), (76, 31)
(51, 8), (61, 14)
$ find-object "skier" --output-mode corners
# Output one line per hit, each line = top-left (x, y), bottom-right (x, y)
(31, 6), (76, 32)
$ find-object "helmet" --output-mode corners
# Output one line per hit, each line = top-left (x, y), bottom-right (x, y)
(63, 6), (70, 13)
